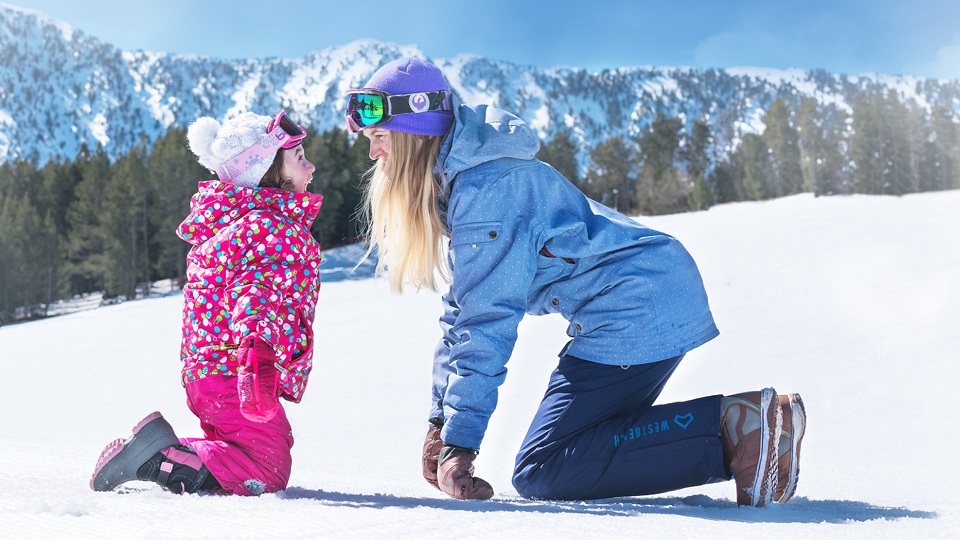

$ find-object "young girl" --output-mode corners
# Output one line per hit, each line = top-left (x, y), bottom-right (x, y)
(91, 110), (323, 496)
(346, 58), (806, 506)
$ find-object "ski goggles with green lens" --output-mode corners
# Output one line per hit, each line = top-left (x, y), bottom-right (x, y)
(345, 89), (451, 133)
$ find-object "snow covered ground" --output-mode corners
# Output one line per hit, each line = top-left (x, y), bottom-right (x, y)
(1, 190), (958, 539)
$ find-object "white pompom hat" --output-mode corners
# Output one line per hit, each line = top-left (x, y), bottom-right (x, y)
(187, 112), (274, 189)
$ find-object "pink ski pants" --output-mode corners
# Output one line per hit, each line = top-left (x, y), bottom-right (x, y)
(180, 375), (294, 496)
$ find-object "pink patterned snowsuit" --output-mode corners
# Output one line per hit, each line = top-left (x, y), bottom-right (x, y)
(175, 180), (322, 495)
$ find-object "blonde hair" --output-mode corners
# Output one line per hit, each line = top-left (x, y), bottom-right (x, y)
(361, 131), (449, 292)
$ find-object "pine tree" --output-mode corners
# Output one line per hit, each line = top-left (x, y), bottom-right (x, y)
(66, 144), (111, 294)
(537, 130), (580, 185)
(881, 90), (915, 196)
(921, 106), (959, 191)
(583, 136), (637, 212)
(0, 158), (66, 317)
(36, 209), (61, 315)
(825, 109), (852, 194)
(682, 119), (714, 210)
(851, 91), (884, 194)
(0, 193), (57, 320)
(306, 129), (369, 247)
(851, 89), (917, 195)
(762, 98), (803, 198)
(31, 158), (80, 302)
(636, 113), (687, 214)
(710, 160), (741, 204)
(736, 134), (769, 201)
(35, 157), (82, 239)
(147, 129), (207, 282)
(0, 159), (40, 201)
(797, 97), (825, 194)
(0, 161), (12, 203)
(797, 98), (849, 196)
(0, 195), (13, 322)
(345, 130), (372, 242)
(103, 140), (150, 299)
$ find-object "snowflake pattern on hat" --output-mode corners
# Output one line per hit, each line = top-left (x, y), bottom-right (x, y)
(187, 113), (277, 189)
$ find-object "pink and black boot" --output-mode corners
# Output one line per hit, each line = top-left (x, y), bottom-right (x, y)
(91, 411), (219, 494)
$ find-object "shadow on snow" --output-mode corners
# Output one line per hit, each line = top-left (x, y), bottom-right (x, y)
(277, 488), (936, 524)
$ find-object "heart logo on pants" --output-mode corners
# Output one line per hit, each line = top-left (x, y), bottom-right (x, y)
(674, 413), (694, 429)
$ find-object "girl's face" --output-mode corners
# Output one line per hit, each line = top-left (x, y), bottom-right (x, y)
(281, 144), (315, 193)
(364, 128), (392, 162)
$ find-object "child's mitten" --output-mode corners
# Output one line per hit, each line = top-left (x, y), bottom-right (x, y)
(236, 336), (281, 422)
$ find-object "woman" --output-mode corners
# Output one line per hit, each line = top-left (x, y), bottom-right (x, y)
(91, 110), (323, 496)
(346, 58), (806, 506)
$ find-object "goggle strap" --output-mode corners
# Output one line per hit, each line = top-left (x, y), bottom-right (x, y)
(215, 125), (288, 183)
(387, 91), (451, 115)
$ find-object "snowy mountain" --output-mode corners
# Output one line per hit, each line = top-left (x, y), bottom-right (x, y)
(2, 4), (960, 168)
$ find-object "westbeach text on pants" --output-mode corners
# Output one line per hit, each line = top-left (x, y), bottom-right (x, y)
(512, 354), (729, 500)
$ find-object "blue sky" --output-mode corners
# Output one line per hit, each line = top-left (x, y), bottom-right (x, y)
(12, 0), (960, 79)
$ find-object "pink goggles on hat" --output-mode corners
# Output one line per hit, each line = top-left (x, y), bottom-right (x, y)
(215, 111), (307, 184)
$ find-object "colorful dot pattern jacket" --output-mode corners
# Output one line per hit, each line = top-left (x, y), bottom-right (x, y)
(176, 181), (323, 403)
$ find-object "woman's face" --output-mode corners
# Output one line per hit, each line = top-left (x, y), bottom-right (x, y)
(363, 128), (392, 162)
(281, 144), (315, 193)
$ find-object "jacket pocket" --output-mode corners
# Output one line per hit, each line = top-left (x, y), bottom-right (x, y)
(292, 306), (314, 361)
(450, 221), (502, 248)
(279, 307), (314, 403)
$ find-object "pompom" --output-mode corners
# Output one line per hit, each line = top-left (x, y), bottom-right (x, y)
(183, 112), (274, 187)
(187, 117), (222, 170)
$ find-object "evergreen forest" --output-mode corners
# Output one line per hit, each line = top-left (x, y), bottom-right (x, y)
(1, 89), (958, 324)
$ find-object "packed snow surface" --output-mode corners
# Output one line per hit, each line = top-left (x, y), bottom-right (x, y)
(2, 191), (958, 538)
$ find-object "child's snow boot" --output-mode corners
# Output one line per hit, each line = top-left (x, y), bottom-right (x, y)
(720, 388), (782, 507)
(90, 411), (181, 492)
(775, 393), (806, 503)
(136, 445), (220, 494)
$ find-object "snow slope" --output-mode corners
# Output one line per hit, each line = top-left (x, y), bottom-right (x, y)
(1, 191), (958, 539)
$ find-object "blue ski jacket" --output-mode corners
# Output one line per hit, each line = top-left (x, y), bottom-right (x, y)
(432, 98), (719, 450)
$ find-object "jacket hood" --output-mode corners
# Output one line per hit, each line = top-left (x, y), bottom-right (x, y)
(436, 96), (540, 190)
(177, 181), (323, 245)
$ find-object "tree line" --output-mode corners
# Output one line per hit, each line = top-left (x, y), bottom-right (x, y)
(1, 87), (958, 323)
(541, 90), (959, 216)
(0, 128), (369, 323)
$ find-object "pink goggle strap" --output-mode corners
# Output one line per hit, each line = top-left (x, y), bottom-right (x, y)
(215, 125), (292, 185)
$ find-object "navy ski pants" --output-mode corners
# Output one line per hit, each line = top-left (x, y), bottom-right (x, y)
(512, 354), (730, 500)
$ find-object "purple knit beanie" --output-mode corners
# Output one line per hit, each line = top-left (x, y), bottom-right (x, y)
(364, 57), (454, 136)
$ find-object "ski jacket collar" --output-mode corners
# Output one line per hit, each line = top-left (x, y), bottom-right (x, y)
(176, 180), (323, 245)
(435, 95), (540, 192)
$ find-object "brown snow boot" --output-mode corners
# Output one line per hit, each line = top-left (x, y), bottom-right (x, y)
(775, 393), (806, 503)
(720, 388), (782, 507)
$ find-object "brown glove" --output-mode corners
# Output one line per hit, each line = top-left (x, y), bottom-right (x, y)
(437, 445), (494, 500)
(422, 422), (444, 490)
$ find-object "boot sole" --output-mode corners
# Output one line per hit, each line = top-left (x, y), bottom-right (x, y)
(776, 393), (806, 503)
(90, 412), (180, 492)
(749, 388), (782, 507)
